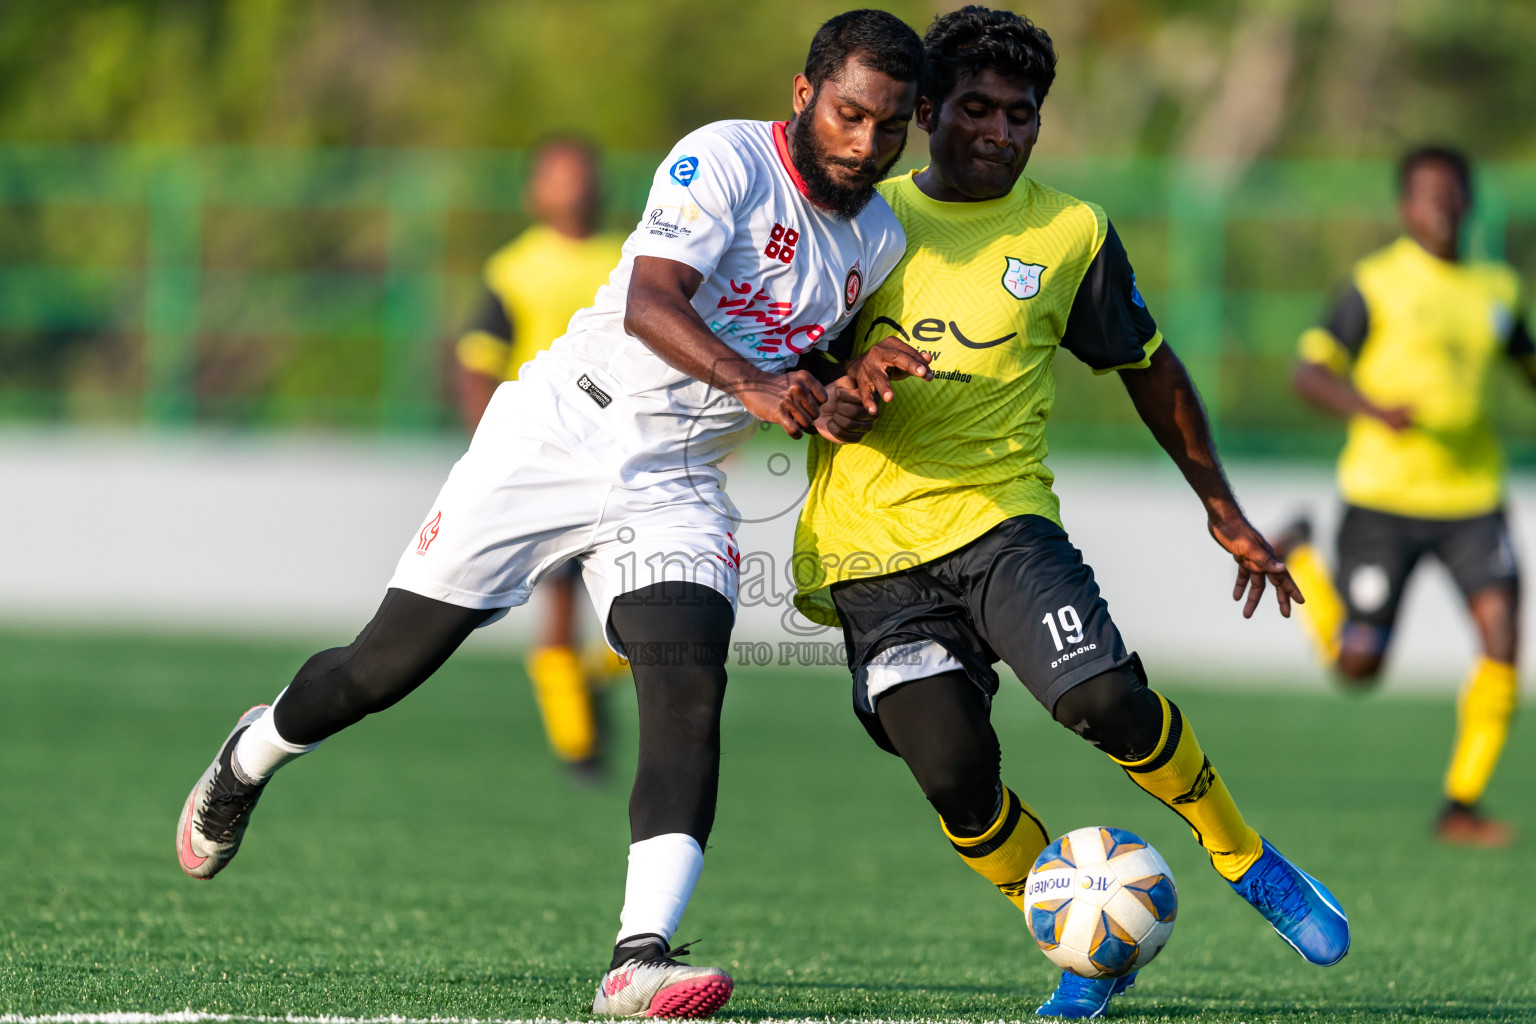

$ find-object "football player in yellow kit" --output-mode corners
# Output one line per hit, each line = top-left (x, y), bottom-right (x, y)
(1274, 146), (1533, 846)
(794, 8), (1348, 1018)
(455, 138), (626, 778)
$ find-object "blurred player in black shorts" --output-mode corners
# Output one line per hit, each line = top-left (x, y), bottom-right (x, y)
(1276, 146), (1533, 847)
(454, 138), (626, 778)
(792, 9), (1348, 1017)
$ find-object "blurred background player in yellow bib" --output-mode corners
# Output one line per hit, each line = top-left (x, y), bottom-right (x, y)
(454, 137), (627, 779)
(1273, 146), (1534, 846)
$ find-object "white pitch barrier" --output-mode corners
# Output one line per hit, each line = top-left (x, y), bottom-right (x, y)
(0, 427), (1528, 692)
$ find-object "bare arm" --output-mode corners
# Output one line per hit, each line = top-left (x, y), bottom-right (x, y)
(455, 366), (500, 433)
(453, 285), (517, 433)
(1119, 342), (1302, 618)
(1291, 282), (1410, 429)
(1293, 360), (1411, 431)
(625, 255), (826, 438)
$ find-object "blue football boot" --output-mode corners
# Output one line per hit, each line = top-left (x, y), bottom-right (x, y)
(1230, 838), (1350, 966)
(1035, 971), (1136, 1019)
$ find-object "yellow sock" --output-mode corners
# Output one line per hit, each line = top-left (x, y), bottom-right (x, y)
(942, 786), (1050, 914)
(527, 646), (598, 762)
(583, 643), (631, 688)
(1286, 543), (1344, 664)
(1114, 693), (1263, 882)
(1445, 657), (1519, 805)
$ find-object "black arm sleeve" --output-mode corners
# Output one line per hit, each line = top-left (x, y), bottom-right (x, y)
(1506, 313), (1534, 359)
(469, 285), (513, 343)
(1060, 222), (1159, 370)
(1322, 284), (1369, 356)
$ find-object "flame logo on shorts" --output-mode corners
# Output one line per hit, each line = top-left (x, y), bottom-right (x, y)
(417, 511), (441, 555)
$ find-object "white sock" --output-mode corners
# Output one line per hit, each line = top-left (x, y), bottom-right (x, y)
(615, 833), (705, 947)
(233, 693), (321, 783)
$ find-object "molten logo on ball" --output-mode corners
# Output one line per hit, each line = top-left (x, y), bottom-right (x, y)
(1024, 825), (1177, 979)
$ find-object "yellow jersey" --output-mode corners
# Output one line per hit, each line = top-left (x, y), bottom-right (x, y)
(456, 224), (624, 380)
(1298, 236), (1532, 519)
(793, 172), (1162, 627)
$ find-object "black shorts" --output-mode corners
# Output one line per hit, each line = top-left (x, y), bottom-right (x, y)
(830, 515), (1134, 751)
(1336, 505), (1520, 632)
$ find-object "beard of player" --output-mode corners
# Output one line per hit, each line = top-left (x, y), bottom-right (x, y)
(789, 93), (904, 220)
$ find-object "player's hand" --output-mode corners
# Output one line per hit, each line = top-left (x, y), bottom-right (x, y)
(814, 376), (879, 444)
(1374, 405), (1413, 432)
(845, 336), (934, 414)
(735, 369), (827, 439)
(1209, 512), (1305, 619)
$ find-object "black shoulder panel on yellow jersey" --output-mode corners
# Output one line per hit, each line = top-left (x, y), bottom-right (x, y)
(470, 284), (514, 343)
(1060, 222), (1159, 371)
(1322, 284), (1369, 356)
(1507, 313), (1534, 359)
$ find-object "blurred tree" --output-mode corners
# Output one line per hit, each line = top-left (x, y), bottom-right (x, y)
(2, 0), (1534, 441)
(0, 1), (1531, 157)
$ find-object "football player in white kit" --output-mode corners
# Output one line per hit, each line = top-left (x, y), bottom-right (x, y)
(174, 10), (931, 1019)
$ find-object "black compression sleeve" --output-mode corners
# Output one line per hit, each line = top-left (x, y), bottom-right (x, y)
(273, 589), (494, 745)
(609, 582), (733, 846)
(1051, 662), (1164, 763)
(874, 671), (1003, 836)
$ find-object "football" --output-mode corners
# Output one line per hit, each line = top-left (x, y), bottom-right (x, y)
(1023, 826), (1178, 978)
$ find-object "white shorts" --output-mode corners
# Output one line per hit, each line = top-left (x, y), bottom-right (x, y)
(387, 366), (742, 655)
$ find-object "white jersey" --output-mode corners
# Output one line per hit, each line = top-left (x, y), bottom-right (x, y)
(533, 119), (906, 475)
(389, 119), (905, 641)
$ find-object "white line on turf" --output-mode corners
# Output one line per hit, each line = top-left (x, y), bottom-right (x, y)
(0, 1016), (1028, 1024)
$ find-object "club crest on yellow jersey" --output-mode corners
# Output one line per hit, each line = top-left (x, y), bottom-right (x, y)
(1002, 257), (1047, 299)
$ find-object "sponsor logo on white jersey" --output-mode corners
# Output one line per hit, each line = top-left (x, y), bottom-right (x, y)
(669, 156), (699, 186)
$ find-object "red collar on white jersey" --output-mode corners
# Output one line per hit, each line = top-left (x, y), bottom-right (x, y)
(773, 120), (833, 211)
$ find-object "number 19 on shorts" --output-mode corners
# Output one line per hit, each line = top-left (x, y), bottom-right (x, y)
(1043, 605), (1097, 669)
(1042, 606), (1084, 651)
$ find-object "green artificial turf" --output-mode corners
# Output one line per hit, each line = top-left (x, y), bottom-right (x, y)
(1, 627), (1532, 1022)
